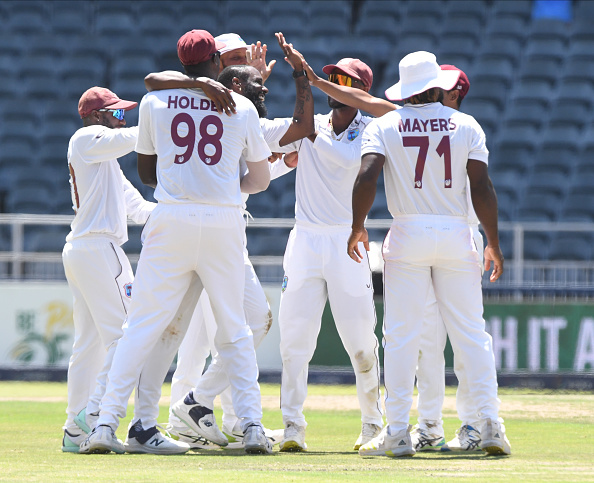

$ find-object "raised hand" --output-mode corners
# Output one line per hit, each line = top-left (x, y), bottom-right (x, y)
(247, 40), (276, 83)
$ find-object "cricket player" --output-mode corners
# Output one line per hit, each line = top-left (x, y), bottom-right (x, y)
(302, 60), (492, 452)
(79, 29), (273, 455)
(275, 57), (384, 452)
(348, 51), (511, 457)
(61, 87), (155, 452)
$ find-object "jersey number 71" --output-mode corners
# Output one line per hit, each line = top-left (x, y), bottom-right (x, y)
(403, 135), (452, 189)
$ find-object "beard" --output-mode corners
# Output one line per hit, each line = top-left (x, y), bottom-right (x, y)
(244, 85), (268, 118)
(327, 95), (347, 109)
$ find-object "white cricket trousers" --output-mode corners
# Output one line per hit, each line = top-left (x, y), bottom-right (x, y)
(170, 249), (272, 431)
(416, 224), (486, 431)
(279, 223), (382, 428)
(383, 215), (499, 433)
(62, 236), (133, 433)
(96, 203), (263, 430)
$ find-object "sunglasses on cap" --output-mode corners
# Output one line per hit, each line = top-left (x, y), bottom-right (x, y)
(99, 108), (125, 120)
(328, 73), (362, 87)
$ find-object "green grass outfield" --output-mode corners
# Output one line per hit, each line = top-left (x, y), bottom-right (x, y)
(0, 382), (593, 482)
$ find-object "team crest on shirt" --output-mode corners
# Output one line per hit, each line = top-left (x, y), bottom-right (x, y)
(281, 275), (288, 292)
(347, 128), (359, 141)
(124, 283), (133, 298)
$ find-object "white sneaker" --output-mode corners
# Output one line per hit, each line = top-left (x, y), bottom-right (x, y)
(359, 425), (415, 457)
(62, 429), (86, 453)
(445, 424), (482, 452)
(411, 424), (448, 452)
(243, 424), (273, 454)
(279, 421), (307, 452)
(223, 420), (285, 449)
(480, 418), (511, 456)
(74, 407), (99, 434)
(171, 391), (228, 447)
(124, 420), (190, 455)
(353, 423), (382, 450)
(79, 425), (125, 454)
(167, 423), (223, 450)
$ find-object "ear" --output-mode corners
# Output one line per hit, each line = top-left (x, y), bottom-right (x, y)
(232, 76), (242, 92)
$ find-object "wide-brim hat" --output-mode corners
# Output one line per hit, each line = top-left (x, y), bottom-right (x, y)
(385, 51), (459, 101)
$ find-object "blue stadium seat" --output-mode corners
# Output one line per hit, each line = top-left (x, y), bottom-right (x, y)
(525, 171), (568, 199)
(533, 147), (578, 177)
(556, 80), (594, 109)
(485, 16), (527, 42)
(309, 13), (351, 38)
(441, 16), (484, 45)
(540, 125), (582, 152)
(516, 191), (561, 222)
(528, 17), (570, 42)
(469, 79), (509, 110)
(436, 35), (477, 65)
(478, 34), (523, 67)
(523, 232), (552, 261)
(24, 226), (68, 252)
(524, 38), (567, 63)
(472, 57), (515, 87)
(445, 0), (489, 22)
(268, 12), (306, 39)
(226, 14), (269, 39)
(51, 8), (90, 36)
(6, 187), (55, 215)
(358, 0), (399, 22)
(94, 9), (136, 37)
(504, 100), (548, 130)
(509, 80), (555, 108)
(518, 58), (561, 86)
(6, 3), (50, 34)
(310, 0), (352, 19)
(548, 101), (590, 130)
(561, 193), (594, 222)
(491, 0), (533, 23)
(549, 234), (592, 261)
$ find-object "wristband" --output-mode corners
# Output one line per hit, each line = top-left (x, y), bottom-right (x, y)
(292, 69), (307, 79)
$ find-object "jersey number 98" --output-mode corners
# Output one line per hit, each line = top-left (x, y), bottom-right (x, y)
(171, 113), (224, 166)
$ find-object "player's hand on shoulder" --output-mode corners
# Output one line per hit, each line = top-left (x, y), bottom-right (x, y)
(200, 78), (236, 116)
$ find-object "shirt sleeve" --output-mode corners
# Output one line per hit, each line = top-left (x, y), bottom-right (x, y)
(135, 94), (155, 156)
(76, 126), (139, 164)
(121, 171), (156, 224)
(244, 104), (272, 162)
(269, 157), (294, 180)
(361, 119), (386, 157)
(467, 116), (489, 165)
(260, 118), (294, 153)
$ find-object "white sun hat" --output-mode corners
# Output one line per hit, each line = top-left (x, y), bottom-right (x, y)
(214, 33), (248, 54)
(385, 51), (460, 102)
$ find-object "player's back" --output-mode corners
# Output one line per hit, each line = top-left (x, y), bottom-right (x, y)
(136, 89), (268, 207)
(364, 102), (489, 218)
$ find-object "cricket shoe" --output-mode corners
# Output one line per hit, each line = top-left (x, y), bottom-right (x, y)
(411, 424), (449, 452)
(353, 423), (383, 450)
(74, 407), (99, 434)
(480, 418), (511, 456)
(171, 391), (228, 447)
(243, 423), (273, 454)
(124, 420), (190, 455)
(358, 425), (415, 457)
(279, 421), (307, 452)
(445, 424), (482, 452)
(223, 420), (285, 449)
(167, 423), (223, 450)
(62, 429), (86, 453)
(79, 425), (125, 454)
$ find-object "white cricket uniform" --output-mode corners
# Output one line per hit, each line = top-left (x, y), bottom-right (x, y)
(278, 111), (383, 428)
(361, 102), (500, 432)
(416, 186), (487, 433)
(62, 125), (155, 434)
(94, 89), (271, 432)
(129, 118), (294, 431)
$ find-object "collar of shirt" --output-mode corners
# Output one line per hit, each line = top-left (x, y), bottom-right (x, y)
(321, 110), (363, 141)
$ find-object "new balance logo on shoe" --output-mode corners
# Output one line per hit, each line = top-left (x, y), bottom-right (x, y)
(149, 438), (164, 447)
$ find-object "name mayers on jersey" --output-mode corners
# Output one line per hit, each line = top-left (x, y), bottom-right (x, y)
(398, 117), (457, 133)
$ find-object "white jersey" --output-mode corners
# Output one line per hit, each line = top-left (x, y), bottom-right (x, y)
(136, 89), (271, 207)
(283, 111), (373, 226)
(66, 125), (155, 245)
(240, 117), (294, 204)
(361, 102), (488, 218)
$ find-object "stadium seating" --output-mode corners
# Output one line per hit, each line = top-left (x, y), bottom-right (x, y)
(0, 0), (590, 263)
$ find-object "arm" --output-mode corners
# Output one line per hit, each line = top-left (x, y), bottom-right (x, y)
(302, 60), (397, 117)
(247, 41), (276, 83)
(121, 171), (156, 224)
(138, 153), (158, 189)
(269, 152), (297, 180)
(78, 126), (138, 163)
(144, 71), (236, 115)
(348, 153), (385, 262)
(467, 158), (503, 282)
(275, 33), (315, 146)
(241, 159), (271, 194)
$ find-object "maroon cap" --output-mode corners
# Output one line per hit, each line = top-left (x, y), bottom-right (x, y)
(78, 87), (137, 119)
(177, 29), (226, 66)
(440, 64), (470, 100)
(322, 58), (373, 89)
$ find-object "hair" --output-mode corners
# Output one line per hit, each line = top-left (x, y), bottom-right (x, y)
(403, 87), (441, 105)
(217, 65), (253, 88)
